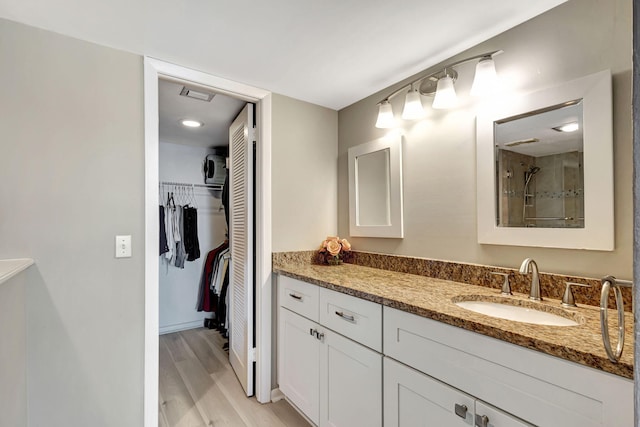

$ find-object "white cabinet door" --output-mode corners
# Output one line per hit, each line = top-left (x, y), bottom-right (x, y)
(384, 357), (474, 427)
(278, 308), (320, 425)
(320, 329), (382, 427)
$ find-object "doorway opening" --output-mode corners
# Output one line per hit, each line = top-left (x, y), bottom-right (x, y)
(143, 58), (274, 427)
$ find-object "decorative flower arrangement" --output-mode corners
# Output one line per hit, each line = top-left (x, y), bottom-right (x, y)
(317, 236), (352, 265)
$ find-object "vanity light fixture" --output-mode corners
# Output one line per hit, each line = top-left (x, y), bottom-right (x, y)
(401, 85), (425, 120)
(181, 119), (204, 128)
(375, 50), (502, 128)
(431, 72), (458, 109)
(552, 122), (579, 133)
(470, 56), (499, 97)
(375, 100), (395, 128)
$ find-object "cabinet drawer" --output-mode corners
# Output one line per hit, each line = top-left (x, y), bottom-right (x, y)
(319, 287), (382, 352)
(279, 275), (319, 322)
(383, 306), (632, 427)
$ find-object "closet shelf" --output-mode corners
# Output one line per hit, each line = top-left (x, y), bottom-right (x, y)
(160, 180), (223, 190)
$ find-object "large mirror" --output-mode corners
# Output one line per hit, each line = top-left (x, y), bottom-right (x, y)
(477, 70), (613, 250)
(495, 101), (584, 229)
(348, 135), (404, 238)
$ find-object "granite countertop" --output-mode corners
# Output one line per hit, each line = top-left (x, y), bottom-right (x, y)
(273, 261), (634, 379)
(0, 258), (34, 286)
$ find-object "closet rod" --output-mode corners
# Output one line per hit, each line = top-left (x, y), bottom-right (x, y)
(160, 180), (222, 190)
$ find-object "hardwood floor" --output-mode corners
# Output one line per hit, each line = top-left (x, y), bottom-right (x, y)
(159, 328), (311, 427)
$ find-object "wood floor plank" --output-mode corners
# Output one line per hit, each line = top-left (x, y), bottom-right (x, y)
(163, 331), (196, 363)
(180, 329), (226, 376)
(159, 337), (207, 427)
(175, 345), (249, 426)
(158, 392), (170, 427)
(210, 357), (299, 427)
(160, 328), (310, 427)
(197, 328), (311, 426)
(269, 399), (311, 427)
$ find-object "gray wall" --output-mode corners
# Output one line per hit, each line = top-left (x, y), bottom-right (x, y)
(272, 94), (339, 251)
(0, 18), (340, 424)
(338, 0), (632, 278)
(0, 19), (145, 427)
(0, 271), (27, 427)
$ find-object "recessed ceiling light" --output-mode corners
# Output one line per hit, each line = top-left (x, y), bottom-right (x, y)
(552, 122), (579, 133)
(181, 119), (204, 128)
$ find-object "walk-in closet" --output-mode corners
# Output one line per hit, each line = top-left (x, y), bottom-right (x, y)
(156, 78), (307, 426)
(158, 79), (241, 336)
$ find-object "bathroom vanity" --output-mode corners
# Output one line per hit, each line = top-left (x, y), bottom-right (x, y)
(274, 260), (633, 427)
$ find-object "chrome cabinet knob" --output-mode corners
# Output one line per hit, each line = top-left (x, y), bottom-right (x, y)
(475, 414), (489, 427)
(454, 403), (467, 419)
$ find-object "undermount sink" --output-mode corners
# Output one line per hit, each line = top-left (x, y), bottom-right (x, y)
(453, 296), (581, 327)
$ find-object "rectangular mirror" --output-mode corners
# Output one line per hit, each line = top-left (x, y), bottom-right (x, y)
(495, 101), (584, 229)
(477, 70), (613, 250)
(348, 135), (404, 238)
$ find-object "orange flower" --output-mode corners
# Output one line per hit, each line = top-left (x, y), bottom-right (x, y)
(341, 239), (351, 251)
(326, 239), (342, 256)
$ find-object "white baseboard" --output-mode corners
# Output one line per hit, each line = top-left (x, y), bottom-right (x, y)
(270, 388), (284, 402)
(159, 320), (205, 335)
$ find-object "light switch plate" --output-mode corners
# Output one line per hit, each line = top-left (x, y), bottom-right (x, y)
(115, 235), (132, 258)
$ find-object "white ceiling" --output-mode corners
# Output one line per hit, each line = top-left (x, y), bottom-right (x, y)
(159, 79), (246, 148)
(496, 102), (583, 157)
(0, 0), (566, 110)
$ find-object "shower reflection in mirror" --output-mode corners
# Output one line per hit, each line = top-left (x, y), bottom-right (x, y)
(494, 100), (584, 228)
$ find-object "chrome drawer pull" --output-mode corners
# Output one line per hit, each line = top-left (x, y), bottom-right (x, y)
(335, 311), (355, 322)
(289, 293), (303, 301)
(454, 403), (467, 419)
(475, 414), (489, 427)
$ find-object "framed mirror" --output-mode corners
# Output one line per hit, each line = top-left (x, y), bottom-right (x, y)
(348, 135), (404, 238)
(476, 70), (613, 250)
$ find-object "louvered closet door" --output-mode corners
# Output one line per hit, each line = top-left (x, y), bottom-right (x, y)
(228, 103), (255, 397)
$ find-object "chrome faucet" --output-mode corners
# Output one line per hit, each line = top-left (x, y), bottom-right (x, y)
(519, 258), (542, 301)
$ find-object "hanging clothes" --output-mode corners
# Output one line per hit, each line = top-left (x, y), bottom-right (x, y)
(159, 185), (202, 266)
(211, 249), (230, 296)
(164, 197), (175, 262)
(197, 241), (229, 312)
(183, 206), (200, 261)
(217, 264), (230, 335)
(222, 169), (229, 227)
(159, 206), (169, 256)
(173, 205), (187, 268)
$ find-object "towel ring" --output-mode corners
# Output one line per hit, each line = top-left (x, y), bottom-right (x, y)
(600, 276), (632, 363)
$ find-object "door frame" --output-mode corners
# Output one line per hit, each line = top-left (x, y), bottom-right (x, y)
(143, 57), (273, 427)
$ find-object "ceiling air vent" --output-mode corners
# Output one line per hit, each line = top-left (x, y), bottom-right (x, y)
(179, 86), (215, 102)
(504, 138), (539, 147)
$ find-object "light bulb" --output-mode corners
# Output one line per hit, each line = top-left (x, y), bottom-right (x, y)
(432, 75), (458, 109)
(401, 89), (425, 120)
(470, 57), (498, 97)
(181, 119), (203, 128)
(375, 100), (395, 128)
(553, 122), (580, 133)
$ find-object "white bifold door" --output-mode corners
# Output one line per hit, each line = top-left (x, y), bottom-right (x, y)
(228, 103), (255, 397)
